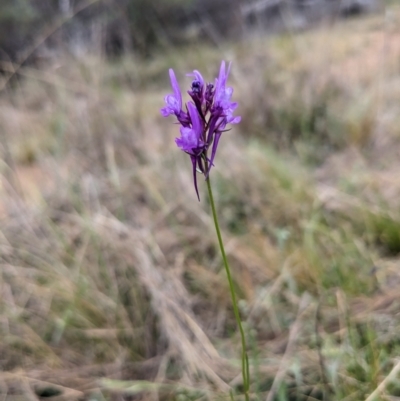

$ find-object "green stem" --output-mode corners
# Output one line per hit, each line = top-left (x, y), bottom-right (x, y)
(205, 175), (250, 401)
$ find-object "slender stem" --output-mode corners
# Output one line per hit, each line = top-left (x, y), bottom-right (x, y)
(205, 175), (250, 401)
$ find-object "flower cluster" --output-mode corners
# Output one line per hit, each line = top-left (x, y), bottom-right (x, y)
(161, 61), (241, 200)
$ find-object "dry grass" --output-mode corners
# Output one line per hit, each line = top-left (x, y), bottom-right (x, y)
(1, 5), (400, 401)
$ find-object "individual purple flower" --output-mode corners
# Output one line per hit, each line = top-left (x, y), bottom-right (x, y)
(161, 61), (240, 200)
(161, 69), (182, 117)
(187, 70), (204, 97)
(175, 102), (204, 153)
(175, 102), (206, 200)
(214, 62), (233, 110)
(213, 62), (241, 121)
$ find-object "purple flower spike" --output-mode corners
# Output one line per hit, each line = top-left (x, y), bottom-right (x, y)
(161, 69), (182, 117)
(161, 61), (240, 200)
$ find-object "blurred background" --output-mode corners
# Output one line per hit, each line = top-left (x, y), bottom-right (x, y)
(1, 0), (400, 400)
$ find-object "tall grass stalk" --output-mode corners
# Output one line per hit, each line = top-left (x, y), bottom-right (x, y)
(205, 173), (250, 401)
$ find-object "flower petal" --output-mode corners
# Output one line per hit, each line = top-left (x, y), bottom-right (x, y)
(187, 70), (204, 87)
(176, 126), (198, 153)
(169, 69), (182, 110)
(187, 102), (203, 140)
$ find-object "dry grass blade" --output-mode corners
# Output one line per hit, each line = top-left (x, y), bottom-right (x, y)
(364, 359), (400, 401)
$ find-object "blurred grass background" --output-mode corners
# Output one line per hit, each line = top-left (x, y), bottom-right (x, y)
(1, 0), (400, 400)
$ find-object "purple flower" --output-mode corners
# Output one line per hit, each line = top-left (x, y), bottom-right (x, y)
(161, 69), (182, 117)
(213, 61), (241, 125)
(187, 70), (204, 96)
(175, 102), (204, 153)
(214, 61), (231, 108)
(161, 61), (240, 199)
(175, 102), (206, 200)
